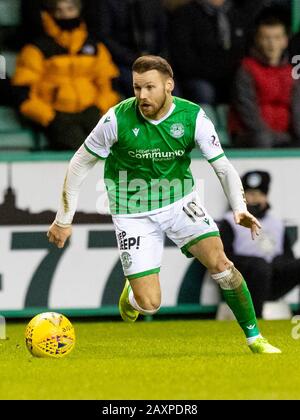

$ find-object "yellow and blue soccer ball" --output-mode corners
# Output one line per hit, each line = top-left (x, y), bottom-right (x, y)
(25, 312), (75, 358)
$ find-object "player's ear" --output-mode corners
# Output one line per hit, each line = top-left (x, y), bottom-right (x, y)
(166, 77), (174, 94)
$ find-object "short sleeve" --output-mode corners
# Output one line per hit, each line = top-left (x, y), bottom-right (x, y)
(194, 109), (225, 163)
(84, 107), (118, 159)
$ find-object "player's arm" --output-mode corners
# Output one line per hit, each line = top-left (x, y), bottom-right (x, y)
(47, 108), (117, 248)
(195, 110), (261, 240)
(211, 156), (261, 239)
(47, 146), (98, 248)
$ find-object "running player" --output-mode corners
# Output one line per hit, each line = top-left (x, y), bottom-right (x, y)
(47, 55), (281, 354)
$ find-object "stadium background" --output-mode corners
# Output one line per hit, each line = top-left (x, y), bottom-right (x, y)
(1, 0), (300, 402)
(1, 150), (300, 318)
(0, 0), (300, 318)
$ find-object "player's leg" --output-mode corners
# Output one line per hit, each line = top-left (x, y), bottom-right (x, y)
(188, 236), (281, 353)
(123, 273), (161, 320)
(232, 255), (272, 318)
(119, 275), (162, 323)
(129, 273), (161, 312)
(113, 215), (163, 322)
(167, 191), (280, 353)
(188, 236), (259, 337)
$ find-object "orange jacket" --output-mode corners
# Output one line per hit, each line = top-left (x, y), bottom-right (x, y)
(13, 12), (120, 126)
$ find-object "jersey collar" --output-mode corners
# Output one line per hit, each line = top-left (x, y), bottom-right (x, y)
(140, 102), (176, 125)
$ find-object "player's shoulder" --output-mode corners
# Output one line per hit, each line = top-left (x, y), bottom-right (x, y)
(173, 96), (202, 114)
(114, 97), (137, 116)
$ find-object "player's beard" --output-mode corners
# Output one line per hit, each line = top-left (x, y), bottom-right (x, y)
(139, 91), (168, 119)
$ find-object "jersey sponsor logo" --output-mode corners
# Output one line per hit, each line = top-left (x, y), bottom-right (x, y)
(132, 128), (140, 137)
(121, 252), (132, 269)
(117, 231), (141, 250)
(170, 123), (184, 139)
(128, 148), (185, 161)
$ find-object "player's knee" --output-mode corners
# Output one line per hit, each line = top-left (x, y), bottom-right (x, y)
(207, 250), (232, 274)
(211, 265), (243, 290)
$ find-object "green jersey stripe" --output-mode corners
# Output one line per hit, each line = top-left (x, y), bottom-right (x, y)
(208, 153), (225, 163)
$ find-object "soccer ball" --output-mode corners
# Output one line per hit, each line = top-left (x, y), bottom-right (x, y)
(25, 312), (75, 358)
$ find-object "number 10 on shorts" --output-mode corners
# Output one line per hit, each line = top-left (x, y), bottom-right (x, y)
(183, 201), (205, 223)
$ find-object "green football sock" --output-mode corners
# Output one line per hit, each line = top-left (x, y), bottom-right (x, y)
(221, 280), (260, 339)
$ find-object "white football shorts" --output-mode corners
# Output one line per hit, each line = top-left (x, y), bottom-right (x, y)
(112, 191), (219, 279)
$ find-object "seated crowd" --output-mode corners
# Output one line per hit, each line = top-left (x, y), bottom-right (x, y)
(0, 0), (299, 150)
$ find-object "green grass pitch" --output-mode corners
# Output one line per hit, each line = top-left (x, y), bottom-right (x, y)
(0, 319), (299, 400)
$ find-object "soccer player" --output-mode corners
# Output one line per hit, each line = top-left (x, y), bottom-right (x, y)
(47, 55), (281, 354)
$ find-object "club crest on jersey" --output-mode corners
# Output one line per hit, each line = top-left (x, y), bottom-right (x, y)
(121, 252), (132, 269)
(170, 123), (184, 139)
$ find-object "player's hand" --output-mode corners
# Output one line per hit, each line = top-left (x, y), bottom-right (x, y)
(47, 222), (72, 248)
(234, 211), (261, 240)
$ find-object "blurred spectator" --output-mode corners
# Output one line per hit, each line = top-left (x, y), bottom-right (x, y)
(220, 170), (300, 318)
(13, 0), (120, 150)
(100, 0), (168, 98)
(169, 0), (267, 105)
(230, 16), (300, 148)
(20, 0), (105, 45)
